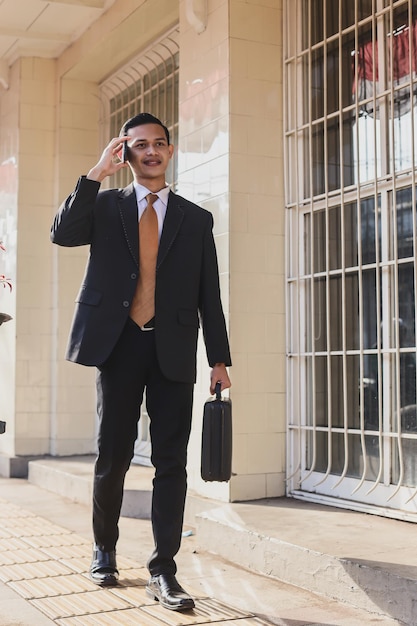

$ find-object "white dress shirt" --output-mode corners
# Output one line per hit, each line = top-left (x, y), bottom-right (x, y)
(133, 181), (170, 240)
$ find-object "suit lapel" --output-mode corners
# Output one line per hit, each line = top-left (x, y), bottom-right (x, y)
(118, 183), (139, 267)
(157, 191), (184, 269)
(117, 187), (184, 269)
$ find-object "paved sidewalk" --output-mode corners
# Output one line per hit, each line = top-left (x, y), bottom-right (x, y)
(0, 478), (401, 626)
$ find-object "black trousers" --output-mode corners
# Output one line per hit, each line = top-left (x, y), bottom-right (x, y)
(93, 317), (194, 575)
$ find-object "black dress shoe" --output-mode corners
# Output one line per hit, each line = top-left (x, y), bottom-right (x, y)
(89, 546), (119, 586)
(146, 574), (195, 611)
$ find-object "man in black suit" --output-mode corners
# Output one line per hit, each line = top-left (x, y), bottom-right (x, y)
(51, 113), (231, 611)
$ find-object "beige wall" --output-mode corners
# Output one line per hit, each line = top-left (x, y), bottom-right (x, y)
(0, 58), (57, 458)
(52, 77), (101, 456)
(229, 0), (285, 500)
(14, 58), (56, 455)
(0, 0), (286, 501)
(178, 0), (232, 499)
(178, 0), (285, 501)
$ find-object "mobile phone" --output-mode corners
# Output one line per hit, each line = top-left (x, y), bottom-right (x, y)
(122, 137), (129, 163)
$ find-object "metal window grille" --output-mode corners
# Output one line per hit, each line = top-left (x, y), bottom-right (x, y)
(99, 28), (179, 465)
(285, 0), (417, 520)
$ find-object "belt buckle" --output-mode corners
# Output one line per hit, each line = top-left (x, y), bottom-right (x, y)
(140, 318), (155, 331)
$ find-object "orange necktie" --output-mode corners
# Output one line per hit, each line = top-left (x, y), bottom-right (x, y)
(129, 193), (159, 327)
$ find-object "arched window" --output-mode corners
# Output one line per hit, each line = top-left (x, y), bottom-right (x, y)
(100, 28), (179, 191)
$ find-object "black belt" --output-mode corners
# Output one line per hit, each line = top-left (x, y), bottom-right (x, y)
(140, 317), (155, 331)
(128, 316), (155, 331)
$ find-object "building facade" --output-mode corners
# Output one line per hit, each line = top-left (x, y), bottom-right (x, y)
(0, 0), (416, 522)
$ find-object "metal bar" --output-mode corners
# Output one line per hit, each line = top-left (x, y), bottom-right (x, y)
(405, 0), (417, 504)
(301, 0), (319, 485)
(285, 0), (302, 487)
(367, 0), (385, 496)
(46, 0), (105, 6)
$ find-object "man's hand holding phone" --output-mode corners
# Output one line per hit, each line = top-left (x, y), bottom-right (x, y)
(86, 136), (129, 183)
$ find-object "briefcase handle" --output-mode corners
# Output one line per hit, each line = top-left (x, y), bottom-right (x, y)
(215, 381), (222, 400)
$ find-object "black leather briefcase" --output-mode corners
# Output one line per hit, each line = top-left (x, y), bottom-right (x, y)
(201, 382), (232, 482)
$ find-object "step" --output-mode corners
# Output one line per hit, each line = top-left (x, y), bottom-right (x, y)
(28, 456), (416, 625)
(195, 499), (417, 625)
(28, 455), (153, 519)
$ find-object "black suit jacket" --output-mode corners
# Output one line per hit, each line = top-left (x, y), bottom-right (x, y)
(51, 176), (231, 384)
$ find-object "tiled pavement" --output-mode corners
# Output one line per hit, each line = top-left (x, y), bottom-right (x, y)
(0, 478), (403, 626)
(0, 497), (271, 626)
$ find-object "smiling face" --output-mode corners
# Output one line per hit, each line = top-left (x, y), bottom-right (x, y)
(126, 123), (174, 190)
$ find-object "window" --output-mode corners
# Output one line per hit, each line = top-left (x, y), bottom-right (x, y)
(100, 29), (179, 190)
(286, 0), (417, 519)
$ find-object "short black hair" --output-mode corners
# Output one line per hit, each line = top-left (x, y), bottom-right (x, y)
(120, 113), (170, 144)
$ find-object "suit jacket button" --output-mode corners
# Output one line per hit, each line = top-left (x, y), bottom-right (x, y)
(131, 273), (137, 279)
(123, 301), (129, 307)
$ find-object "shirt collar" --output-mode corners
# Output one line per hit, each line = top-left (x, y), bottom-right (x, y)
(133, 181), (170, 206)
